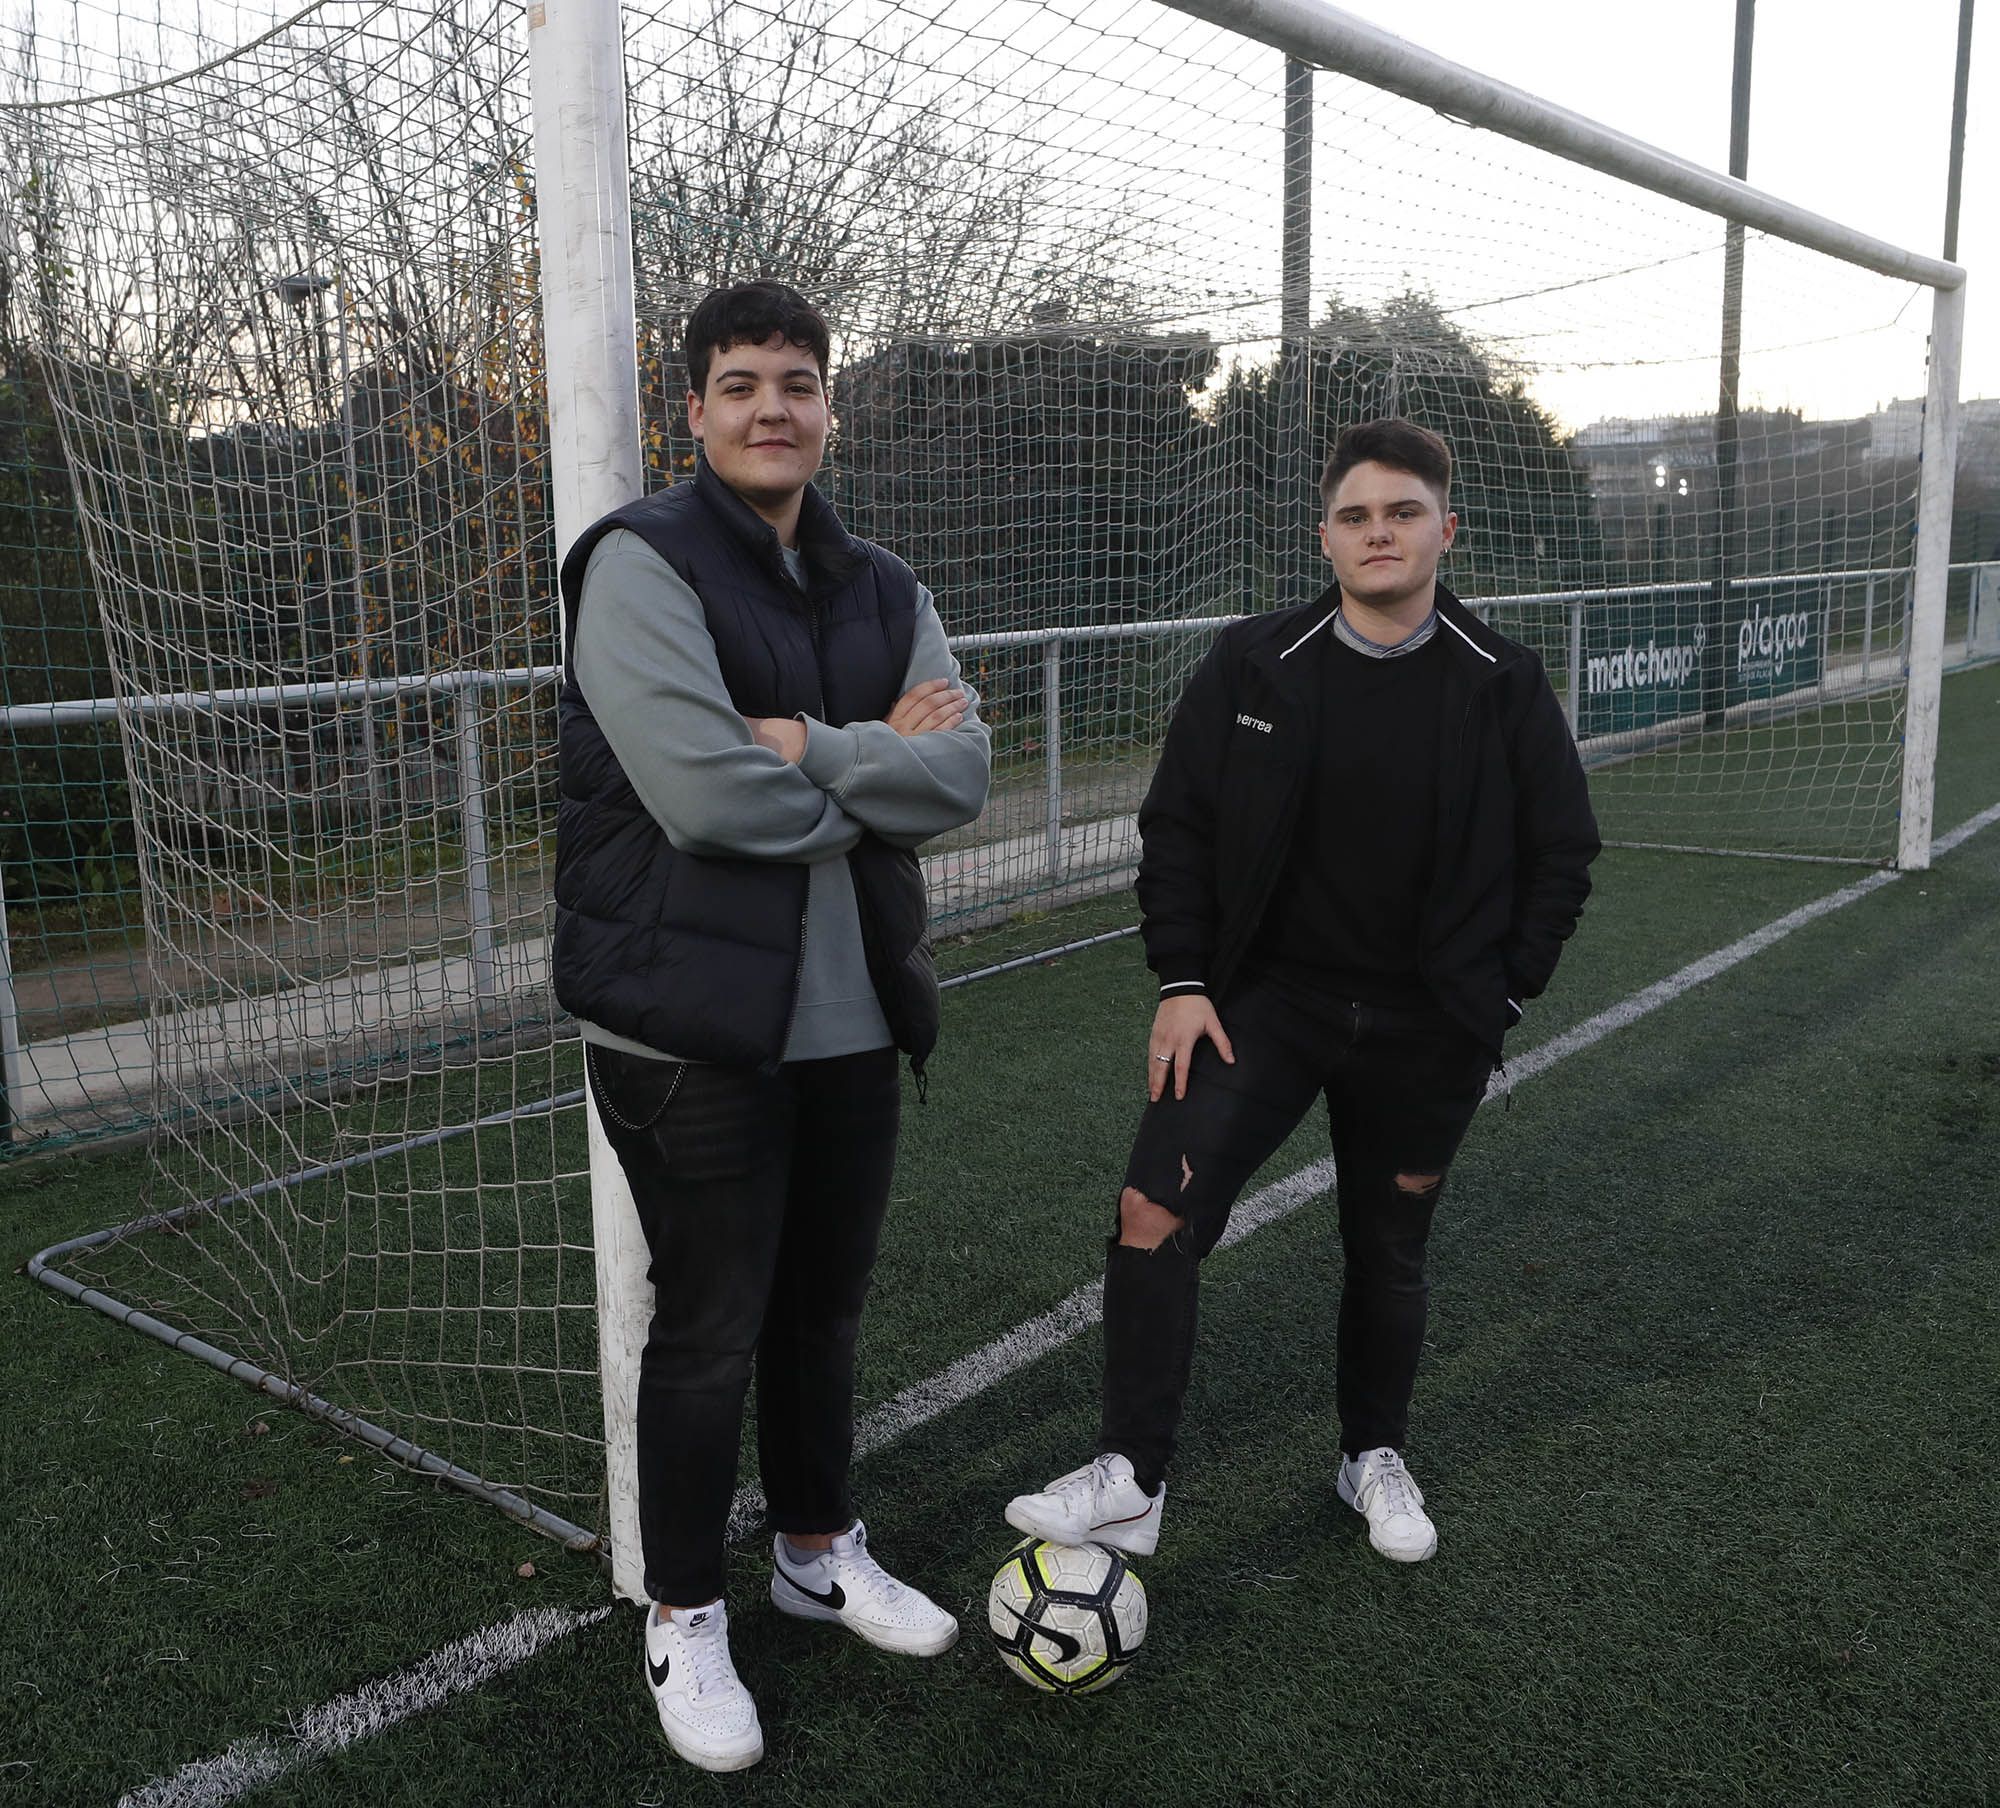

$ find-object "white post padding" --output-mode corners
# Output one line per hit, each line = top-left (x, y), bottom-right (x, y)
(528, 0), (643, 562)
(1897, 281), (1966, 873)
(525, 0), (648, 1603)
(585, 1087), (654, 1604)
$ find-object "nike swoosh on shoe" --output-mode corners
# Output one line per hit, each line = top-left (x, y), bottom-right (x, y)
(776, 1569), (846, 1610)
(646, 1645), (671, 1688)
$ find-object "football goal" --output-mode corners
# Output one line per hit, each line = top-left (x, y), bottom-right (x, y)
(8, 0), (1964, 1594)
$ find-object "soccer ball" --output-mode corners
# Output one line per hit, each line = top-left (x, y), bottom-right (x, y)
(987, 1538), (1147, 1694)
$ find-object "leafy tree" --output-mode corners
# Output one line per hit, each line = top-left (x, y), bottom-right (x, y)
(626, 0), (1070, 480)
(0, 163), (138, 926)
(1215, 290), (1605, 604)
(831, 310), (1221, 750)
(834, 318), (1222, 637)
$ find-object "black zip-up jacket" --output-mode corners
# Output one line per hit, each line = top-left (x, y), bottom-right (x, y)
(1137, 582), (1600, 1056)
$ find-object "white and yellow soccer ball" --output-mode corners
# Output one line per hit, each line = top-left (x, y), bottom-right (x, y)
(987, 1537), (1147, 1694)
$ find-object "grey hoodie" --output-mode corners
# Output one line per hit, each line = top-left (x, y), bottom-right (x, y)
(568, 528), (991, 1062)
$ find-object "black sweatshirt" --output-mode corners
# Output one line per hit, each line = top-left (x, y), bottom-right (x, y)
(1250, 628), (1447, 1008)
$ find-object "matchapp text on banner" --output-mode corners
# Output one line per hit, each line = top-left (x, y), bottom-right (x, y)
(1577, 590), (1826, 738)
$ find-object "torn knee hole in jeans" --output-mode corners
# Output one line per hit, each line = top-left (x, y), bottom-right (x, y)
(1394, 1170), (1442, 1200)
(1118, 1184), (1188, 1251)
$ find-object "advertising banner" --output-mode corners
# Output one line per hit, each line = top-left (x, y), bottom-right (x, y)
(1577, 590), (1825, 740)
(1576, 596), (1708, 738)
(1730, 595), (1825, 703)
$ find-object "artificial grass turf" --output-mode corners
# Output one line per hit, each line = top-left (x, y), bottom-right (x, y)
(1929, 656), (2000, 832)
(230, 790), (2000, 1808)
(1, 1148), (567, 1805)
(5, 660), (1996, 1805)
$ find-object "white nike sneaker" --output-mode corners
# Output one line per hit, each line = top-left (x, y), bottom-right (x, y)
(770, 1519), (959, 1656)
(1005, 1453), (1164, 1557)
(1336, 1447), (1438, 1563)
(642, 1599), (763, 1772)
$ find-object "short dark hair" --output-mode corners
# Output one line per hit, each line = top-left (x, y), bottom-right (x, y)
(1319, 418), (1453, 510)
(684, 281), (831, 396)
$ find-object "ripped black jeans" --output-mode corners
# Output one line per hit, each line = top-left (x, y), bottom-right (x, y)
(587, 1043), (901, 1606)
(1098, 971), (1493, 1493)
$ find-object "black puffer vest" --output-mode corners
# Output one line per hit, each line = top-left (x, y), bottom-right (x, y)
(552, 459), (938, 1071)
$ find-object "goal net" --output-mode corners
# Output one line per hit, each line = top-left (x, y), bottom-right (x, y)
(8, 0), (1955, 1547)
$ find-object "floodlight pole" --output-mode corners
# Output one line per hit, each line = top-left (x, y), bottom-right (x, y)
(1943, 0), (1975, 263)
(526, 0), (647, 1601)
(328, 280), (382, 844)
(1706, 0), (1754, 728)
(277, 270), (379, 829)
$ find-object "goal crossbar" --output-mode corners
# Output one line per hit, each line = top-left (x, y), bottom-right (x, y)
(1162, 0), (1963, 291)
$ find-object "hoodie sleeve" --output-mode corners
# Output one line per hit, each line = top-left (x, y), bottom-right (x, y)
(793, 584), (993, 848)
(569, 530), (864, 862)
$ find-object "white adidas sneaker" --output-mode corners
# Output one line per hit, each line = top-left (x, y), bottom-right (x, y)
(1336, 1447), (1438, 1563)
(642, 1599), (763, 1772)
(770, 1519), (959, 1656)
(1005, 1453), (1164, 1556)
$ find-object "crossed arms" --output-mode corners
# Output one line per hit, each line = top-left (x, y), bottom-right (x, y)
(571, 529), (991, 860)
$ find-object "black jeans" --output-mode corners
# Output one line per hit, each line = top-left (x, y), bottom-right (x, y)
(587, 1042), (902, 1605)
(1099, 972), (1493, 1493)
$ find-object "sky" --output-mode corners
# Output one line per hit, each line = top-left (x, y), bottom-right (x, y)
(1323, 0), (1994, 412)
(6, 0), (1990, 431)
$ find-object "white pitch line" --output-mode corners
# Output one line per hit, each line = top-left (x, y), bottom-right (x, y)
(127, 799), (1998, 1808)
(1933, 796), (2000, 857)
(116, 1606), (613, 1808)
(724, 1151), (1351, 1540)
(1488, 867), (1901, 1096)
(713, 822), (1982, 1537)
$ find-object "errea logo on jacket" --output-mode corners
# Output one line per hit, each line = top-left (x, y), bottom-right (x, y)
(1235, 713), (1273, 734)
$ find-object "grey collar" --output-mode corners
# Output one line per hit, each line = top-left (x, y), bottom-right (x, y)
(1333, 605), (1439, 659)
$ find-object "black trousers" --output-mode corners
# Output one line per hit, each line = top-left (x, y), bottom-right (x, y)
(587, 1042), (901, 1606)
(1099, 972), (1494, 1493)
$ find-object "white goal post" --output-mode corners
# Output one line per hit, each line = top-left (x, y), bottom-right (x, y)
(525, 0), (651, 1602)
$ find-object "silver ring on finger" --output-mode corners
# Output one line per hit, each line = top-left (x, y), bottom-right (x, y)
(1154, 1054), (1173, 1063)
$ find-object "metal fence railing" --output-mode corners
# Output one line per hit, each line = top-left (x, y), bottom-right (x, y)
(5, 559), (1997, 1149)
